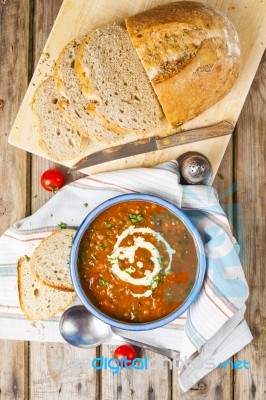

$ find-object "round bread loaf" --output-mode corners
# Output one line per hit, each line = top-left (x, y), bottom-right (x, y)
(125, 1), (240, 127)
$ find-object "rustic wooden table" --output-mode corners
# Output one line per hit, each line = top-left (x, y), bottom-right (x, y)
(0, 1), (265, 399)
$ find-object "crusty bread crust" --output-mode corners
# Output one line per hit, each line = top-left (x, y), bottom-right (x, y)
(17, 257), (30, 320)
(155, 38), (239, 125)
(126, 1), (240, 127)
(74, 35), (96, 98)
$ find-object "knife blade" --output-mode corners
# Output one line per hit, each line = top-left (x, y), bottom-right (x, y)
(68, 121), (234, 172)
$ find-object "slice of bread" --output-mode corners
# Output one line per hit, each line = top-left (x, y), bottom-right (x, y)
(75, 24), (164, 135)
(30, 229), (76, 291)
(17, 257), (76, 322)
(54, 38), (124, 143)
(32, 77), (88, 161)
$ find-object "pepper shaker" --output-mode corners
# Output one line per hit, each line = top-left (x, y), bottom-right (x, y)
(177, 152), (213, 185)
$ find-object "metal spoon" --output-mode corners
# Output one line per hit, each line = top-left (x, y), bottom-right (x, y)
(59, 305), (179, 359)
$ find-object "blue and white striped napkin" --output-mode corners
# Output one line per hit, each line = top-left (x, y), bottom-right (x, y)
(0, 161), (252, 391)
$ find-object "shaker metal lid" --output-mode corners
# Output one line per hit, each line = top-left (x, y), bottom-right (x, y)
(178, 153), (213, 185)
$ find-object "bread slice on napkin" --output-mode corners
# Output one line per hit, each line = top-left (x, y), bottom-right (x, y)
(75, 23), (164, 135)
(18, 257), (76, 322)
(54, 37), (123, 143)
(32, 77), (88, 161)
(30, 229), (76, 291)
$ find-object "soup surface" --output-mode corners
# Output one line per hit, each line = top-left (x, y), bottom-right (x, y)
(78, 200), (198, 323)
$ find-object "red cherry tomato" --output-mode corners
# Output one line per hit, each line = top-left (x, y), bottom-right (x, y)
(114, 344), (137, 366)
(41, 169), (65, 192)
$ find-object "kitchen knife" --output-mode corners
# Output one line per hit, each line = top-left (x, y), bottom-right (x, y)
(68, 121), (234, 172)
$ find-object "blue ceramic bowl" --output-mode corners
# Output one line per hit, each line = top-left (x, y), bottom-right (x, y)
(70, 193), (206, 331)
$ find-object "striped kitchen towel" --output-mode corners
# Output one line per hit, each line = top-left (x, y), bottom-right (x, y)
(0, 161), (252, 391)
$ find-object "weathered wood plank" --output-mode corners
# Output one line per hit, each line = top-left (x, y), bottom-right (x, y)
(214, 138), (235, 225)
(29, 2), (98, 399)
(101, 345), (171, 400)
(30, 342), (99, 400)
(173, 368), (232, 400)
(0, 0), (29, 231)
(0, 341), (29, 400)
(234, 51), (266, 400)
(0, 0), (30, 399)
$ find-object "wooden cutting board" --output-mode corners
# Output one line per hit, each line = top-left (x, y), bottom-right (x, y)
(8, 0), (266, 176)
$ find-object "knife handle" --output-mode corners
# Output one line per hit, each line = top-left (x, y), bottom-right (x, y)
(157, 121), (234, 150)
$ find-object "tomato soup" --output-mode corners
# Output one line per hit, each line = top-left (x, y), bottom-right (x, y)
(78, 201), (198, 323)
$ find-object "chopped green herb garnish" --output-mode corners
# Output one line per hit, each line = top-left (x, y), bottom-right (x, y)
(149, 274), (164, 290)
(124, 266), (136, 275)
(172, 220), (179, 225)
(33, 194), (38, 199)
(99, 277), (110, 287)
(89, 227), (95, 233)
(128, 213), (143, 223)
(107, 256), (117, 266)
(91, 253), (98, 260)
(80, 253), (86, 263)
(83, 202), (89, 208)
(58, 222), (67, 229)
(167, 213), (174, 219)
(24, 255), (30, 261)
(157, 256), (162, 265)
(105, 222), (112, 228)
(217, 173), (224, 180)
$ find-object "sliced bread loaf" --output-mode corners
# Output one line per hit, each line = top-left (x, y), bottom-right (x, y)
(30, 229), (76, 291)
(125, 2), (240, 127)
(75, 24), (164, 135)
(32, 77), (88, 161)
(54, 38), (123, 143)
(18, 257), (76, 322)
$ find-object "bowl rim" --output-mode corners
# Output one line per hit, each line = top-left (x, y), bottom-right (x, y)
(70, 193), (206, 331)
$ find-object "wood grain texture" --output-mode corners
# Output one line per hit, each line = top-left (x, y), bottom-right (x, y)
(233, 50), (266, 400)
(29, 2), (97, 400)
(173, 368), (232, 400)
(101, 345), (171, 400)
(30, 342), (99, 400)
(214, 137), (235, 225)
(0, 1), (265, 399)
(0, 0), (30, 399)
(0, 0), (29, 231)
(7, 0), (266, 176)
(157, 121), (233, 150)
